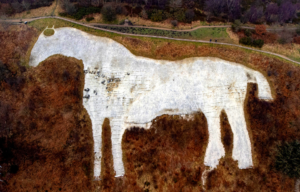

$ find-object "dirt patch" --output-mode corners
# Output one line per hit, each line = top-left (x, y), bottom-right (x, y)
(226, 28), (239, 44)
(116, 36), (153, 57)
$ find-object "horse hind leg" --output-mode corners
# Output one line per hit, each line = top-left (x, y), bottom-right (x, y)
(204, 108), (225, 168)
(110, 119), (125, 177)
(92, 118), (104, 180)
(225, 105), (253, 169)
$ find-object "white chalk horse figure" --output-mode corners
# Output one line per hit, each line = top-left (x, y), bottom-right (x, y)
(29, 27), (274, 178)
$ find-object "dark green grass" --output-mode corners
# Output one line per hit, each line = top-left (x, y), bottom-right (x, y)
(94, 25), (232, 43)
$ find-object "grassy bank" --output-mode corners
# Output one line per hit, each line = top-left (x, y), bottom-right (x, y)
(94, 25), (233, 43)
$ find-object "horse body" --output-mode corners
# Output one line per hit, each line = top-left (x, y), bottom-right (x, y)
(29, 27), (273, 178)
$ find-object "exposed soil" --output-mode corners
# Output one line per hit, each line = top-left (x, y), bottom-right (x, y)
(1, 24), (299, 191)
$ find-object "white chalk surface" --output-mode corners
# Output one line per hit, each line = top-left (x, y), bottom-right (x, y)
(29, 27), (273, 178)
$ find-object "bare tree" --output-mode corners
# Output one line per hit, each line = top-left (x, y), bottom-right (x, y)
(61, 0), (76, 14)
(143, 0), (148, 6)
(225, 0), (240, 21)
(77, 0), (92, 7)
(11, 0), (23, 13)
(169, 0), (182, 9)
(91, 0), (102, 7)
(22, 0), (31, 12)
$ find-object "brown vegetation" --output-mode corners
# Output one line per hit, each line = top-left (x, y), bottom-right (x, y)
(156, 42), (197, 59)
(98, 118), (115, 191)
(0, 24), (37, 66)
(121, 113), (208, 192)
(116, 36), (153, 58)
(0, 52), (94, 191)
(293, 36), (300, 44)
(236, 25), (278, 44)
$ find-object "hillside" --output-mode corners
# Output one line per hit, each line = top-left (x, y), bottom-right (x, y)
(0, 21), (300, 192)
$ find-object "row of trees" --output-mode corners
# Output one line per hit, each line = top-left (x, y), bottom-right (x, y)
(72, 0), (300, 24)
(2, 0), (300, 24)
(203, 0), (300, 23)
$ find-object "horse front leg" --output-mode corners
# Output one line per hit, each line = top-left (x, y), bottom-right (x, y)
(204, 108), (225, 168)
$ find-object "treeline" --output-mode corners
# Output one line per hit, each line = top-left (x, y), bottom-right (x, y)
(2, 0), (300, 25)
(68, 0), (300, 24)
(0, 0), (53, 14)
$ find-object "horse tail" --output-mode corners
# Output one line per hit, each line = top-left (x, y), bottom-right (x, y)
(247, 70), (274, 101)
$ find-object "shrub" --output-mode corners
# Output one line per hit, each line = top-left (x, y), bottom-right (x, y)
(5, 5), (14, 16)
(244, 29), (252, 37)
(255, 25), (267, 36)
(116, 5), (123, 15)
(296, 25), (300, 36)
(171, 20), (178, 27)
(11, 0), (23, 13)
(174, 9), (185, 22)
(59, 12), (68, 17)
(275, 140), (300, 179)
(140, 9), (148, 19)
(293, 36), (300, 44)
(150, 10), (164, 22)
(60, 0), (76, 15)
(239, 37), (264, 48)
(0, 60), (11, 82)
(231, 19), (241, 32)
(162, 12), (170, 19)
(185, 9), (194, 23)
(278, 37), (288, 44)
(127, 20), (133, 26)
(252, 39), (264, 48)
(119, 19), (133, 25)
(119, 19), (125, 25)
(85, 17), (94, 22)
(102, 5), (117, 22)
(277, 31), (293, 45)
(239, 37), (252, 46)
(71, 7), (101, 20)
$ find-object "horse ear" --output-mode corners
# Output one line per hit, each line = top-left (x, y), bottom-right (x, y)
(41, 26), (49, 35)
(51, 25), (56, 32)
